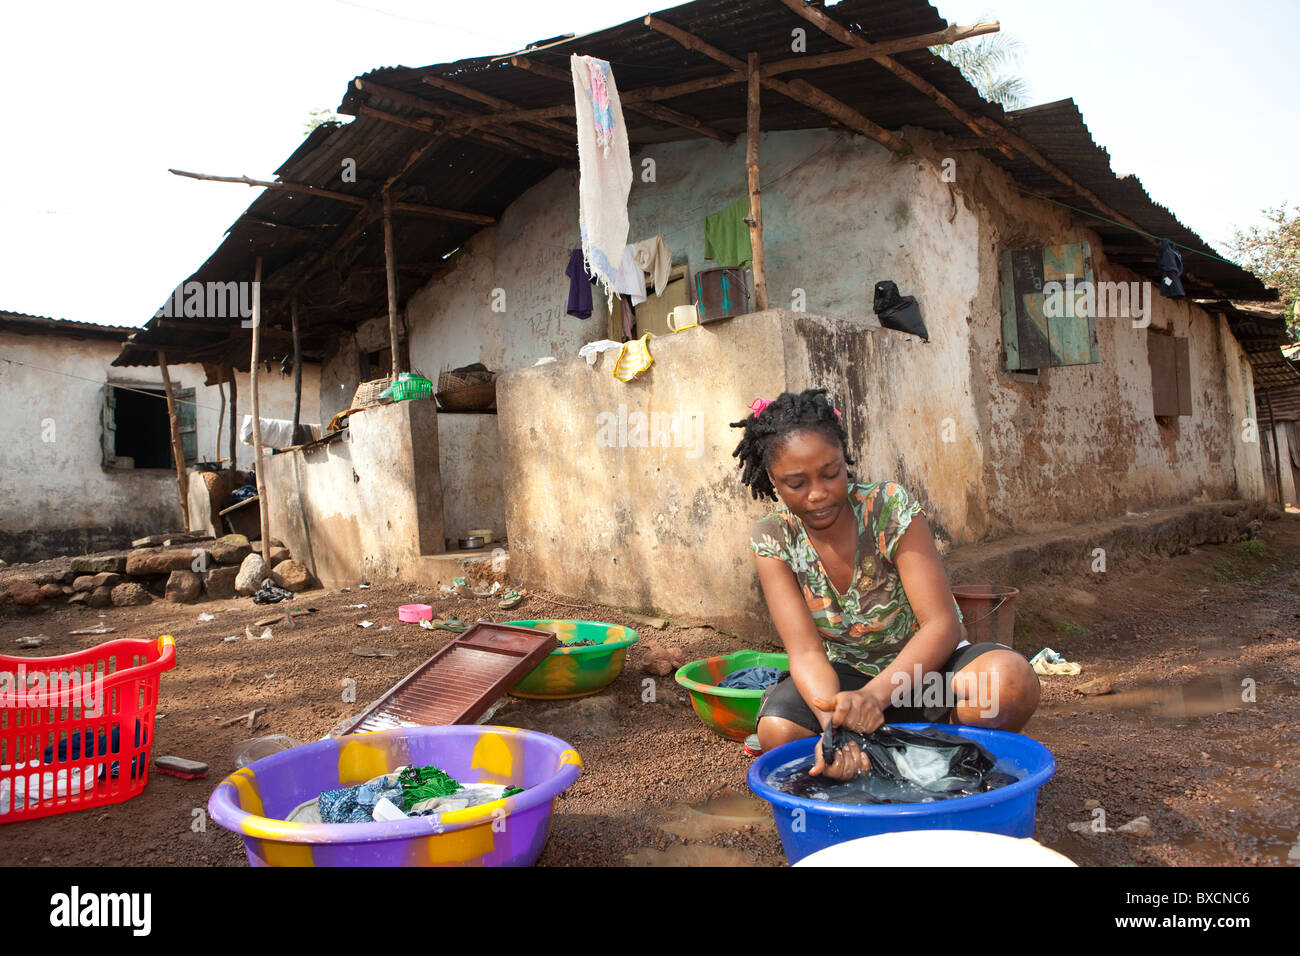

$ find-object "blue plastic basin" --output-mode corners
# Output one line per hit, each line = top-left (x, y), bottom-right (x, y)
(746, 723), (1056, 865)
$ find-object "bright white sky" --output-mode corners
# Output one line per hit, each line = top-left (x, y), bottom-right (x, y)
(2, 0), (1295, 327)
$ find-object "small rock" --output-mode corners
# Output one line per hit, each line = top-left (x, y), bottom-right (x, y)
(69, 555), (126, 574)
(641, 643), (687, 676)
(1074, 677), (1113, 697)
(125, 548), (206, 577)
(352, 646), (397, 658)
(1084, 798), (1101, 810)
(88, 585), (114, 609)
(91, 572), (124, 589)
(204, 565), (240, 600)
(234, 554), (266, 596)
(165, 570), (202, 603)
(268, 546), (291, 565)
(8, 580), (44, 606)
(111, 581), (151, 607)
(60, 585), (74, 595)
(68, 592), (89, 606)
(39, 582), (64, 600)
(271, 559), (312, 592)
(208, 534), (252, 565)
(72, 575), (97, 593)
(1117, 816), (1151, 837)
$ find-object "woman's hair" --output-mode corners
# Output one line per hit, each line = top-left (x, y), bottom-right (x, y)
(729, 388), (854, 501)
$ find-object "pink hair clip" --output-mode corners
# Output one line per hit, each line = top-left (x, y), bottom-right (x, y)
(833, 408), (842, 421)
(748, 398), (771, 417)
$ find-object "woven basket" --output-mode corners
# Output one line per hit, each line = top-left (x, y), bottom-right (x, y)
(438, 368), (495, 392)
(352, 377), (392, 409)
(435, 382), (497, 411)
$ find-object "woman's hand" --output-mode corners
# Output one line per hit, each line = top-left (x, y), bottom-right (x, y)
(809, 689), (884, 780)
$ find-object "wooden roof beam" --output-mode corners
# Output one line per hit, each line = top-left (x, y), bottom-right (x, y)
(420, 72), (577, 138)
(169, 165), (493, 224)
(352, 78), (575, 164)
(776, 0), (1153, 239)
(761, 19), (1001, 77)
(643, 15), (909, 155)
(776, 1), (1012, 158)
(508, 55), (735, 143)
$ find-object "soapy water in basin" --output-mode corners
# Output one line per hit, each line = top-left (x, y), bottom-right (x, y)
(766, 726), (1025, 805)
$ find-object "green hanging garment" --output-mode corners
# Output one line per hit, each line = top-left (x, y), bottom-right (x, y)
(704, 197), (753, 268)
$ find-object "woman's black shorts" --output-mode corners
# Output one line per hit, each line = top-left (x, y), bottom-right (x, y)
(755, 642), (1012, 732)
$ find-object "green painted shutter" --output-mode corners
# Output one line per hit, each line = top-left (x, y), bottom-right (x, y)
(177, 387), (198, 465)
(999, 242), (1100, 370)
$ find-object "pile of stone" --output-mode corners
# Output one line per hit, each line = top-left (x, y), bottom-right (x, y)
(2, 533), (316, 609)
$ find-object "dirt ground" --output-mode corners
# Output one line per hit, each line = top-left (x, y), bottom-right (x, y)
(1, 514), (1298, 867)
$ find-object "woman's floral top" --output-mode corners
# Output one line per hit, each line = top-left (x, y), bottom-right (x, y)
(750, 480), (959, 676)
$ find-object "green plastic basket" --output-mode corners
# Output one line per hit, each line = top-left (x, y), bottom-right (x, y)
(389, 375), (433, 401)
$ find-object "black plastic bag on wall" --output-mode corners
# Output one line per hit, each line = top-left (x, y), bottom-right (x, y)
(873, 280), (929, 341)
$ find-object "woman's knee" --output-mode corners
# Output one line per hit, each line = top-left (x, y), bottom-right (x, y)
(756, 715), (816, 750)
(950, 649), (1040, 730)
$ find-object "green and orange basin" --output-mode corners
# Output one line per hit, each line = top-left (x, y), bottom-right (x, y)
(505, 620), (639, 700)
(675, 650), (789, 741)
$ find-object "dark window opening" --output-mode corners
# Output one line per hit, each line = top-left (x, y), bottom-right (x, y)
(113, 387), (172, 468)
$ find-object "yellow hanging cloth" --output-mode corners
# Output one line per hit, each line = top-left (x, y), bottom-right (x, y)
(613, 332), (655, 382)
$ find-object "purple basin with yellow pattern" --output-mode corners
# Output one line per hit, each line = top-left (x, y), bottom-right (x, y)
(505, 619), (638, 700)
(675, 650), (789, 741)
(207, 725), (582, 867)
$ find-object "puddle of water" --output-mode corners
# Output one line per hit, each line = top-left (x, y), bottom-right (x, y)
(656, 788), (773, 841)
(623, 844), (757, 867)
(1042, 676), (1293, 720)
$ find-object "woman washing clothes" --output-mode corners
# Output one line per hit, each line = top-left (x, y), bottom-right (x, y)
(732, 389), (1040, 781)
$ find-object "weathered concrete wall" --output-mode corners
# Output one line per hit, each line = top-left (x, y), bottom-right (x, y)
(0, 330), (319, 561)
(438, 414), (506, 543)
(264, 398), (443, 586)
(928, 127), (1265, 535)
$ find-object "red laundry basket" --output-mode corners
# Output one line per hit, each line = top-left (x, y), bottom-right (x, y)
(0, 635), (175, 822)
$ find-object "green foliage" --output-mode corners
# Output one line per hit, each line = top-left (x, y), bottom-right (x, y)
(1052, 620), (1087, 636)
(305, 108), (339, 136)
(931, 29), (1030, 110)
(1238, 539), (1266, 557)
(1227, 205), (1300, 339)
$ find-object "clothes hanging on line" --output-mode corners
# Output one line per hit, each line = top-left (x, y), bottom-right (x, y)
(565, 249), (595, 319)
(572, 55), (631, 299)
(614, 245), (647, 306)
(613, 332), (655, 382)
(1156, 239), (1186, 299)
(704, 197), (754, 268)
(632, 235), (672, 297)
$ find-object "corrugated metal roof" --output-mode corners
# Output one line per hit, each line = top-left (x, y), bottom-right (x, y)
(1199, 300), (1300, 420)
(1, 311), (135, 341)
(114, 0), (1274, 370)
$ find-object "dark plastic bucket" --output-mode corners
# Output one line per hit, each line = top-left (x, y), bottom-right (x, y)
(952, 585), (1019, 647)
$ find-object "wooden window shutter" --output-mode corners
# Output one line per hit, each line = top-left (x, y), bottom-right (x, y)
(177, 387), (198, 465)
(1149, 332), (1192, 417)
(999, 242), (1100, 370)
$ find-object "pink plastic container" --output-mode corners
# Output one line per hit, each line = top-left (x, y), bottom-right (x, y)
(398, 604), (433, 623)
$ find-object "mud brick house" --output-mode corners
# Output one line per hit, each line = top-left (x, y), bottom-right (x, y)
(0, 310), (318, 562)
(115, 0), (1281, 631)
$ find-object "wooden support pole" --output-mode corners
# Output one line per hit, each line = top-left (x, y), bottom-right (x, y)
(216, 380), (225, 462)
(157, 351), (191, 533)
(171, 163), (495, 226)
(643, 15), (909, 154)
(169, 168), (368, 206)
(382, 189), (402, 380)
(228, 365), (238, 472)
(1265, 389), (1284, 505)
(746, 53), (768, 312)
(291, 295), (302, 437)
(248, 257), (272, 560)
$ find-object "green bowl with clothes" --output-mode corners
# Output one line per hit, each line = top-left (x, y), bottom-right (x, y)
(674, 650), (789, 741)
(505, 619), (639, 699)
